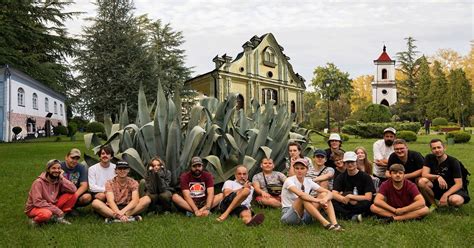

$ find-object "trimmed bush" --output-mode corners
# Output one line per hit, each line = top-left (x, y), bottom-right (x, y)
(342, 122), (421, 138)
(53, 125), (68, 136)
(445, 131), (471, 143)
(361, 104), (392, 123)
(12, 126), (22, 135)
(344, 119), (357, 125)
(340, 133), (350, 142)
(397, 131), (417, 142)
(67, 122), (78, 137)
(432, 117), (448, 126)
(86, 122), (105, 133)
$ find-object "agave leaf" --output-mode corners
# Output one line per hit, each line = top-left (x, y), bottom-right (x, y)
(138, 122), (157, 163)
(104, 114), (113, 138)
(102, 130), (121, 155)
(179, 125), (206, 170)
(119, 148), (146, 178)
(120, 129), (134, 152)
(204, 155), (225, 182)
(83, 153), (99, 167)
(155, 81), (168, 159)
(138, 84), (151, 127)
(289, 132), (306, 140)
(167, 98), (177, 127)
(84, 133), (102, 150)
(166, 119), (181, 187)
(119, 103), (129, 129)
(198, 124), (220, 157)
(224, 133), (241, 155)
(302, 145), (316, 158)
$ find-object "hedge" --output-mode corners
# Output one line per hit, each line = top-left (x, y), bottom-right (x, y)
(341, 122), (421, 138)
(67, 123), (78, 137)
(445, 131), (471, 143)
(397, 131), (417, 142)
(53, 125), (68, 136)
(432, 117), (448, 126)
(86, 122), (105, 133)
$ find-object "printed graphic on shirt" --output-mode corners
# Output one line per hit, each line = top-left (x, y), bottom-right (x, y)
(66, 172), (80, 186)
(189, 182), (206, 198)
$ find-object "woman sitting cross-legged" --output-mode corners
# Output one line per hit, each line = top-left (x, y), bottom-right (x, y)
(280, 158), (343, 231)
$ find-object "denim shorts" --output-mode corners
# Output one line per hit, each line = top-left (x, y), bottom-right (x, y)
(281, 207), (313, 225)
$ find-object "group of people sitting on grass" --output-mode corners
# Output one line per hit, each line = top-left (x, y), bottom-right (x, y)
(24, 127), (470, 230)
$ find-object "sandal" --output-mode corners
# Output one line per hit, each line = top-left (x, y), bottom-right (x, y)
(324, 223), (335, 230)
(332, 224), (345, 231)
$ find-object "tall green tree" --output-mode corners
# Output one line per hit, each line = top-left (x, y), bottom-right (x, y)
(426, 61), (449, 118)
(0, 0), (78, 93)
(396, 37), (420, 120)
(415, 56), (432, 118)
(447, 68), (472, 124)
(75, 0), (154, 119)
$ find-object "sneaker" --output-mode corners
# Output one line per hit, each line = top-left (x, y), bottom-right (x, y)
(104, 218), (113, 224)
(134, 215), (143, 222)
(185, 211), (194, 217)
(67, 209), (80, 217)
(378, 216), (394, 224)
(246, 213), (265, 226)
(332, 224), (345, 231)
(29, 219), (38, 227)
(351, 214), (362, 222)
(54, 216), (71, 225)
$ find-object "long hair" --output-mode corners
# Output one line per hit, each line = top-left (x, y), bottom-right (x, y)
(354, 146), (373, 175)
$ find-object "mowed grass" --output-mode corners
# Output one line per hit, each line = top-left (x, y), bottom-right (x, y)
(0, 133), (473, 247)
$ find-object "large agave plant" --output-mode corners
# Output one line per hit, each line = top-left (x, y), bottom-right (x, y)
(84, 82), (313, 187)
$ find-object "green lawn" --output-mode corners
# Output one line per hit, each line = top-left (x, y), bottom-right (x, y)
(0, 133), (473, 247)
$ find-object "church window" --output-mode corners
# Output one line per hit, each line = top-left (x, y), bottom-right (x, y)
(32, 93), (38, 109)
(262, 88), (278, 105)
(45, 98), (49, 112)
(382, 69), (387, 79)
(263, 47), (277, 67)
(17, 88), (25, 106)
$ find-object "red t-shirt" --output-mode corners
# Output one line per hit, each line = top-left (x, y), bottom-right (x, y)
(179, 171), (214, 204)
(379, 179), (420, 208)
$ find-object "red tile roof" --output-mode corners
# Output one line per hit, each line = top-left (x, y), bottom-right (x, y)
(375, 46), (394, 62)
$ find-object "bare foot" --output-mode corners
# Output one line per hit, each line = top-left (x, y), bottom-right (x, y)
(216, 215), (227, 222)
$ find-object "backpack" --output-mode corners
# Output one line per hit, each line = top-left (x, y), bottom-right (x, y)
(459, 161), (470, 191)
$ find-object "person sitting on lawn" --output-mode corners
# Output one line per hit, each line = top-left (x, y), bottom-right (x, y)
(135, 156), (173, 214)
(88, 146), (116, 202)
(25, 159), (77, 226)
(60, 148), (92, 210)
(356, 146), (380, 191)
(386, 139), (424, 183)
(286, 142), (313, 177)
(307, 149), (335, 190)
(332, 152), (375, 222)
(280, 158), (343, 231)
(172, 156), (223, 217)
(373, 127), (396, 182)
(217, 166), (265, 226)
(325, 133), (345, 169)
(91, 161), (145, 223)
(252, 158), (287, 208)
(332, 150), (346, 181)
(418, 139), (470, 210)
(371, 164), (429, 223)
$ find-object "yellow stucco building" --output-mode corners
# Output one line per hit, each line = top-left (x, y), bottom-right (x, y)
(185, 33), (306, 122)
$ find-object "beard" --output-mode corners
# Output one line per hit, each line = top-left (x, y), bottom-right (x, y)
(384, 140), (394, 146)
(191, 170), (202, 177)
(46, 172), (59, 180)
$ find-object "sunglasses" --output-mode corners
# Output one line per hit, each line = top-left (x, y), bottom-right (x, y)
(301, 184), (305, 192)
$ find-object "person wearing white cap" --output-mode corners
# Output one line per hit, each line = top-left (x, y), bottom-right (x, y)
(373, 127), (396, 181)
(325, 133), (345, 169)
(332, 152), (376, 222)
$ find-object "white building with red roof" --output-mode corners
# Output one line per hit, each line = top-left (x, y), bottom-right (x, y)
(372, 46), (397, 106)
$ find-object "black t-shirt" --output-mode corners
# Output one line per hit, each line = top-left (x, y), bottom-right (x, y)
(388, 150), (424, 174)
(333, 170), (376, 195)
(424, 154), (462, 189)
(324, 148), (345, 169)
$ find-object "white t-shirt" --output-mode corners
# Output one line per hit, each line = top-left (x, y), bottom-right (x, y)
(88, 162), (116, 193)
(222, 180), (254, 208)
(373, 139), (394, 177)
(281, 176), (320, 208)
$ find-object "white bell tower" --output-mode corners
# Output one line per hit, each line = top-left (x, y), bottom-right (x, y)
(372, 46), (397, 106)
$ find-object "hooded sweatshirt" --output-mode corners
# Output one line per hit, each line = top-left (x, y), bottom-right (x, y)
(24, 172), (77, 216)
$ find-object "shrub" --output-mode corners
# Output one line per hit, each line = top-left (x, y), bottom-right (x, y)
(397, 131), (417, 142)
(67, 122), (78, 137)
(340, 133), (350, 142)
(53, 125), (68, 136)
(432, 117), (448, 126)
(12, 126), (22, 135)
(342, 122), (421, 138)
(470, 116), (474, 127)
(445, 131), (471, 143)
(344, 119), (357, 125)
(86, 122), (105, 133)
(361, 104), (392, 123)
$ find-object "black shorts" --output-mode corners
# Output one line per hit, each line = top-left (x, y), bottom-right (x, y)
(219, 192), (250, 216)
(432, 180), (470, 204)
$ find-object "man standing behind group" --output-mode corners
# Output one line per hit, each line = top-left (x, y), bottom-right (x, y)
(371, 164), (429, 223)
(332, 152), (375, 222)
(60, 148), (92, 208)
(172, 157), (222, 217)
(89, 146), (116, 201)
(252, 158), (287, 208)
(418, 139), (470, 210)
(386, 139), (424, 183)
(373, 127), (396, 182)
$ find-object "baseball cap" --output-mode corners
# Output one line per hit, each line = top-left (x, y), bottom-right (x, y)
(68, 148), (81, 158)
(389, 164), (405, 172)
(383, 127), (396, 135)
(328, 133), (342, 142)
(190, 156), (203, 167)
(313, 149), (327, 157)
(293, 158), (309, 168)
(343, 151), (357, 162)
(116, 161), (129, 169)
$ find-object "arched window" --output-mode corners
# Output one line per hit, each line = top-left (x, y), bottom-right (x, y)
(236, 94), (244, 110)
(17, 88), (25, 106)
(32, 93), (38, 109)
(380, 99), (389, 106)
(291, 100), (296, 113)
(262, 88), (278, 105)
(54, 101), (57, 114)
(45, 98), (49, 112)
(60, 104), (63, 116)
(382, 69), (387, 79)
(263, 47), (277, 67)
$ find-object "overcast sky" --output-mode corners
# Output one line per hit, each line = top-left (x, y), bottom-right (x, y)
(64, 0), (473, 88)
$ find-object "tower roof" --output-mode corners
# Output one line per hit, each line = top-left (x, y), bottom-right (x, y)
(374, 45), (394, 62)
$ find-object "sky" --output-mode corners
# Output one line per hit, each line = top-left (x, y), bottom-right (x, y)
(64, 0), (473, 89)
